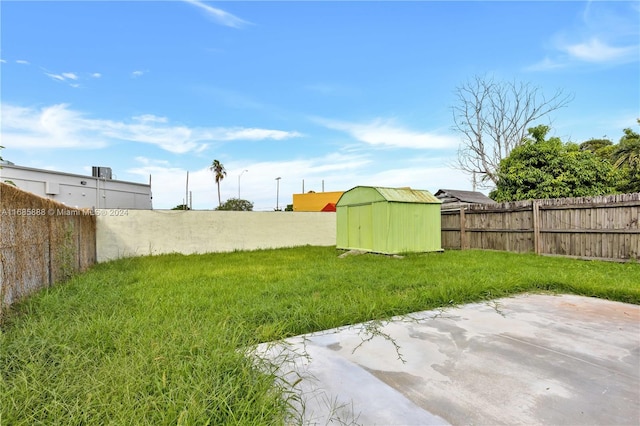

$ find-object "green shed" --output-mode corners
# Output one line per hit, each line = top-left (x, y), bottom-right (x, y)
(336, 186), (442, 254)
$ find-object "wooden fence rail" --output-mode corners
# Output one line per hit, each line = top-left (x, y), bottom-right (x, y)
(441, 193), (640, 262)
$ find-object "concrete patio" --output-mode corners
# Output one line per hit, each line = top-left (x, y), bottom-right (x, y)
(256, 293), (640, 425)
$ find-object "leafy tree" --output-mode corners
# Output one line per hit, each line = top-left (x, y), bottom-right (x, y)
(579, 138), (614, 160)
(216, 198), (254, 211)
(490, 125), (616, 202)
(611, 122), (640, 193)
(171, 204), (190, 210)
(209, 159), (227, 208)
(452, 75), (573, 186)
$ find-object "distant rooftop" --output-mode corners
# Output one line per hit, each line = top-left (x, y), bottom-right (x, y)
(434, 189), (495, 205)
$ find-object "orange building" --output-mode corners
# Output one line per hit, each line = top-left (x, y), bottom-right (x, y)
(292, 191), (344, 212)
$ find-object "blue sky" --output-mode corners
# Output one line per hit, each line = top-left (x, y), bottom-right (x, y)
(1, 1), (638, 210)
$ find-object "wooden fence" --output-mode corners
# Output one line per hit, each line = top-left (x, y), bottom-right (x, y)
(441, 193), (640, 262)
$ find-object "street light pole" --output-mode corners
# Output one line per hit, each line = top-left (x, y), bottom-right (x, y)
(238, 169), (248, 199)
(275, 177), (281, 211)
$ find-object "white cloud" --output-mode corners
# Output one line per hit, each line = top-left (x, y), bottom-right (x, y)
(1, 103), (108, 149)
(364, 165), (472, 193)
(91, 73), (102, 78)
(0, 59), (6, 63)
(45, 73), (66, 81)
(134, 156), (171, 167)
(101, 120), (204, 154)
(101, 121), (302, 153)
(182, 0), (251, 29)
(219, 128), (303, 141)
(530, 37), (640, 70)
(15, 59), (29, 65)
(133, 114), (169, 124)
(125, 150), (472, 211)
(127, 159), (196, 208)
(131, 70), (145, 78)
(562, 37), (638, 63)
(1, 103), (303, 154)
(528, 3), (639, 71)
(44, 70), (82, 87)
(317, 117), (458, 150)
(127, 153), (372, 210)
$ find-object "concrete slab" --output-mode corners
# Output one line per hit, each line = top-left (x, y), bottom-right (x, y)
(255, 294), (640, 425)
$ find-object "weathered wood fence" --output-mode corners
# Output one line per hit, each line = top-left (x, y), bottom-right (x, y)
(441, 193), (640, 261)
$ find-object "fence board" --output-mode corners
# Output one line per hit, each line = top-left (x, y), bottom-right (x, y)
(441, 193), (640, 262)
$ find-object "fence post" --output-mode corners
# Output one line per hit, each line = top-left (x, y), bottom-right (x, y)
(459, 207), (466, 250)
(532, 200), (540, 254)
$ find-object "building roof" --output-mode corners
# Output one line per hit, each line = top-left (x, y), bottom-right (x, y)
(434, 189), (494, 204)
(337, 186), (441, 206)
(1, 163), (150, 187)
(321, 202), (336, 212)
(376, 187), (441, 203)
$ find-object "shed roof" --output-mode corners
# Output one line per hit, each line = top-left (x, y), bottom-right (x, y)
(337, 186), (441, 206)
(434, 189), (494, 204)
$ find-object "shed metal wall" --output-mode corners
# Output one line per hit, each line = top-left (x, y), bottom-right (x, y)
(348, 204), (373, 250)
(371, 202), (389, 251)
(383, 202), (442, 253)
(336, 186), (442, 254)
(336, 206), (349, 248)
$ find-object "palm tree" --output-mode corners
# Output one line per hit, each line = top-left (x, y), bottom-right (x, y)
(612, 126), (640, 170)
(209, 159), (227, 207)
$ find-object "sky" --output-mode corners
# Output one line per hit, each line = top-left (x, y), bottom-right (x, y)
(1, 0), (638, 211)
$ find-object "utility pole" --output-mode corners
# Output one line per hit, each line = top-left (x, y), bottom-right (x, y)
(185, 171), (189, 210)
(275, 177), (281, 210)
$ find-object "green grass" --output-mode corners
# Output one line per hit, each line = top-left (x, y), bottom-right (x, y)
(1, 247), (639, 424)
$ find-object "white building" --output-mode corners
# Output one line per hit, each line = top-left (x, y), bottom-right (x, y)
(0, 164), (152, 209)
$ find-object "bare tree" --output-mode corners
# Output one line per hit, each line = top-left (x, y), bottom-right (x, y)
(452, 75), (573, 186)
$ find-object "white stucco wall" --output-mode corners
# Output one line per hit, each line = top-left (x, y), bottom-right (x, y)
(96, 210), (336, 262)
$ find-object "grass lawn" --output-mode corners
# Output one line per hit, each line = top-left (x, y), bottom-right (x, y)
(1, 246), (639, 424)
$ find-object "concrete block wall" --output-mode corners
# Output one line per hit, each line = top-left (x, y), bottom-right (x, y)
(96, 210), (336, 262)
